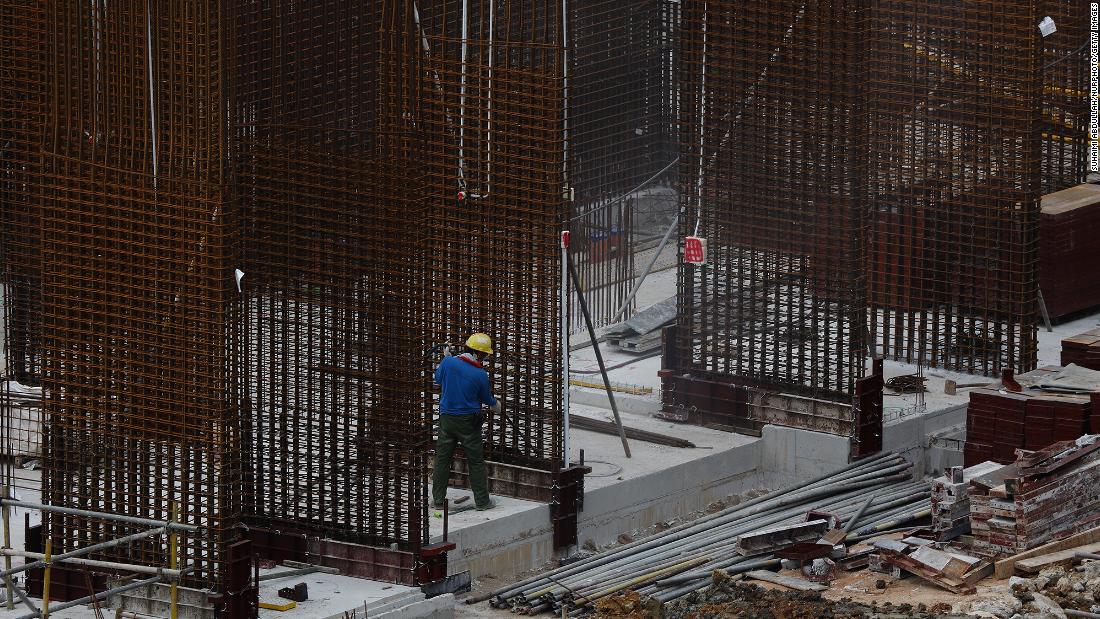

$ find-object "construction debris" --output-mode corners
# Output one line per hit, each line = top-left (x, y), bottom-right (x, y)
(930, 462), (1012, 541)
(735, 520), (831, 556)
(743, 570), (827, 592)
(604, 297), (676, 354)
(1014, 542), (1100, 575)
(995, 527), (1100, 578)
(870, 539), (986, 595)
(970, 436), (1100, 558)
(1009, 560), (1100, 617)
(478, 453), (930, 613)
(885, 375), (928, 394)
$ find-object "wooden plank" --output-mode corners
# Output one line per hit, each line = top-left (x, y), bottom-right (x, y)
(1015, 541), (1100, 575)
(994, 526), (1100, 578)
(259, 601), (297, 611)
(963, 562), (995, 586)
(744, 570), (827, 592)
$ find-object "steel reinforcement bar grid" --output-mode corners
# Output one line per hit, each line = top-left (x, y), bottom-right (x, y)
(675, 0), (869, 401)
(1039, 0), (1089, 194)
(1, 0), (48, 387)
(866, 0), (1041, 374)
(566, 0), (681, 327)
(233, 0), (433, 550)
(39, 0), (241, 589)
(418, 0), (566, 470)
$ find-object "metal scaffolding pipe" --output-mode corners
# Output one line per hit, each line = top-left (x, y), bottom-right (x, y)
(0, 549), (185, 578)
(0, 527), (167, 581)
(1, 501), (197, 533)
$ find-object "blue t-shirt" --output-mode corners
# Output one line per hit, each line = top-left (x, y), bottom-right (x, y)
(434, 355), (497, 415)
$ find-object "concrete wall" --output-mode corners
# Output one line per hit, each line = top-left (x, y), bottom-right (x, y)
(882, 404), (966, 477)
(759, 425), (851, 486)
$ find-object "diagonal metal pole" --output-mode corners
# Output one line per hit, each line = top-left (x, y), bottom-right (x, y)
(3, 575), (37, 613)
(566, 250), (631, 458)
(611, 209), (681, 323)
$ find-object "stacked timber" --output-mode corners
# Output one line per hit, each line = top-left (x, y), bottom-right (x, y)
(1041, 184), (1100, 320)
(930, 462), (1008, 541)
(963, 367), (1093, 467)
(1061, 328), (1100, 371)
(969, 436), (1100, 558)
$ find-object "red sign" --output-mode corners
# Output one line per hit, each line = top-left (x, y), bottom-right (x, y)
(684, 236), (707, 265)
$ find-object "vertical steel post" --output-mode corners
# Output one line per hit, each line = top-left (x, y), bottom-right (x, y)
(169, 503), (178, 619)
(41, 538), (51, 619)
(561, 232), (571, 466)
(2, 487), (11, 610)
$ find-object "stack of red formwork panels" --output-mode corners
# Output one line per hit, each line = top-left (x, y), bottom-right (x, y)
(1041, 185), (1100, 320)
(1061, 328), (1100, 371)
(970, 438), (1100, 558)
(964, 367), (1093, 467)
(964, 390), (1028, 465)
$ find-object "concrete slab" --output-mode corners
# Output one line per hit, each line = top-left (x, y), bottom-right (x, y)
(429, 404), (765, 580)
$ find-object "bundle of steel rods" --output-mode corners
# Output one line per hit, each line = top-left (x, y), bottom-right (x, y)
(568, 414), (696, 448)
(476, 452), (929, 614)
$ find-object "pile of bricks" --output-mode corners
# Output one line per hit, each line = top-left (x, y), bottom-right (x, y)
(1061, 328), (1100, 371)
(963, 367), (1094, 467)
(1041, 184), (1100, 320)
(970, 436), (1100, 558)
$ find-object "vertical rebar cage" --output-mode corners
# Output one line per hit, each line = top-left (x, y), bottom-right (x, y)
(866, 0), (1042, 374)
(1, 0), (47, 387)
(1039, 0), (1090, 194)
(566, 0), (681, 327)
(233, 0), (433, 550)
(39, 0), (240, 588)
(419, 0), (567, 471)
(676, 0), (869, 401)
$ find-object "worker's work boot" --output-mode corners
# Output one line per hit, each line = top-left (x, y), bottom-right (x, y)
(475, 498), (495, 511)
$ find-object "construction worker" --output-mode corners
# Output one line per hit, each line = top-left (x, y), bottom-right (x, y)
(432, 332), (500, 511)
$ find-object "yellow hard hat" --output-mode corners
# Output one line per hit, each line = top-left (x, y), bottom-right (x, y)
(466, 333), (493, 355)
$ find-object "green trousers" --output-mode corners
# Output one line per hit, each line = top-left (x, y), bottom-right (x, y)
(432, 413), (491, 508)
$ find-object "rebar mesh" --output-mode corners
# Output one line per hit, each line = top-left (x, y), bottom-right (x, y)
(866, 0), (1041, 374)
(1039, 0), (1089, 194)
(38, 0), (240, 588)
(675, 0), (868, 401)
(418, 0), (567, 470)
(1, 0), (47, 386)
(233, 0), (432, 549)
(567, 0), (681, 326)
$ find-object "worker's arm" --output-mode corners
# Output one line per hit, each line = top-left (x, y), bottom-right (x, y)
(481, 374), (499, 410)
(434, 360), (445, 385)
